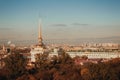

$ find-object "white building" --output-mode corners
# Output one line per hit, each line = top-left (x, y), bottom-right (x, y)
(67, 52), (120, 59)
(30, 20), (49, 62)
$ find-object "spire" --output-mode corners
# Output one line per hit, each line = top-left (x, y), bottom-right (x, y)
(38, 19), (42, 40)
(38, 19), (43, 46)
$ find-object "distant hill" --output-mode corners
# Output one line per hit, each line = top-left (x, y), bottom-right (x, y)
(0, 36), (120, 46)
(45, 36), (120, 44)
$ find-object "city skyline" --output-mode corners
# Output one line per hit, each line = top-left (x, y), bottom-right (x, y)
(0, 0), (120, 41)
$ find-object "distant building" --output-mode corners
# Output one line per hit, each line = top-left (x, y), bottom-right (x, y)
(67, 52), (120, 59)
(30, 20), (49, 62)
(0, 45), (8, 68)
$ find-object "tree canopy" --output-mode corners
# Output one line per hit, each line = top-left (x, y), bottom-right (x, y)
(0, 50), (120, 80)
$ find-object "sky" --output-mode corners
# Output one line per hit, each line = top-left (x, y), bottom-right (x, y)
(0, 0), (120, 41)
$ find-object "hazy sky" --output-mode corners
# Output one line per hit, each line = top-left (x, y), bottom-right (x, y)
(0, 0), (120, 40)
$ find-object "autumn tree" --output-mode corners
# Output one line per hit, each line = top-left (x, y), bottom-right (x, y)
(53, 63), (82, 80)
(81, 62), (120, 80)
(35, 53), (49, 70)
(4, 52), (27, 79)
(81, 68), (91, 80)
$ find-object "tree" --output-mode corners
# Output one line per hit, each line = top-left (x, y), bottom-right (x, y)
(0, 68), (8, 80)
(53, 64), (82, 80)
(34, 71), (52, 80)
(58, 52), (73, 64)
(81, 55), (88, 60)
(35, 53), (49, 70)
(4, 52), (27, 79)
(81, 68), (91, 80)
(16, 74), (36, 80)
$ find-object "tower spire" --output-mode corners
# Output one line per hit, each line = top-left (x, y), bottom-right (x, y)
(38, 19), (42, 39)
(38, 19), (43, 46)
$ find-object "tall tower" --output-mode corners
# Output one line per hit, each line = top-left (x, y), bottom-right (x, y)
(30, 19), (48, 63)
(38, 19), (44, 46)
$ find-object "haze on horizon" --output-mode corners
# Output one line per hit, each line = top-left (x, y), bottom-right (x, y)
(0, 0), (120, 41)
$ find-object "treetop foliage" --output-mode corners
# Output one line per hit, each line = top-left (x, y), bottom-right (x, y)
(0, 49), (120, 80)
